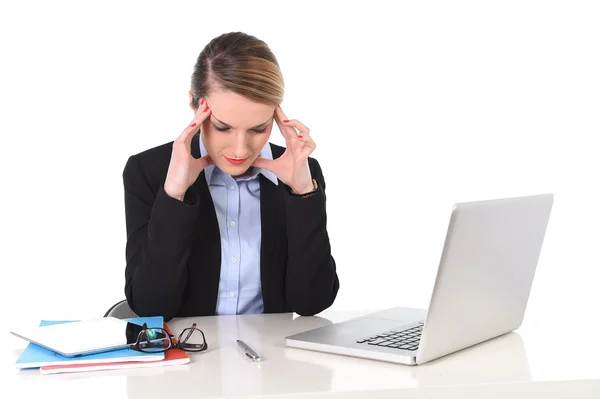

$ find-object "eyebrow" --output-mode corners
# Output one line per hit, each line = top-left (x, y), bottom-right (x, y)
(211, 115), (272, 129)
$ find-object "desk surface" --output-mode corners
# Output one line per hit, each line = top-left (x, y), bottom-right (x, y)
(5, 308), (600, 398)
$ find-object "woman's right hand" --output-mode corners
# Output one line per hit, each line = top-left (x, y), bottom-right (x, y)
(164, 99), (213, 201)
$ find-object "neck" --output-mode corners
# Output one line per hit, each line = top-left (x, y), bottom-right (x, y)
(233, 166), (255, 179)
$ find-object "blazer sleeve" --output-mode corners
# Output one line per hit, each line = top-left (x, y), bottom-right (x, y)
(283, 158), (340, 316)
(123, 155), (200, 320)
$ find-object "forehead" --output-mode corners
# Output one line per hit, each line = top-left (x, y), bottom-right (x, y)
(207, 90), (274, 127)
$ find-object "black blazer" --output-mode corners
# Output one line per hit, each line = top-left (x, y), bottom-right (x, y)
(123, 134), (339, 320)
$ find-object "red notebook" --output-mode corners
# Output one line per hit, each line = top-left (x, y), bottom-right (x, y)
(40, 323), (190, 375)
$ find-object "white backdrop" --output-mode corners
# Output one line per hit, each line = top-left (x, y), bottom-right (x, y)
(1, 0), (599, 335)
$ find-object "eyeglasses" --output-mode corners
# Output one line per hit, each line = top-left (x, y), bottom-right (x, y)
(131, 322), (208, 353)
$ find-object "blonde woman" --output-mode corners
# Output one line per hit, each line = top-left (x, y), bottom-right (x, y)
(123, 32), (339, 320)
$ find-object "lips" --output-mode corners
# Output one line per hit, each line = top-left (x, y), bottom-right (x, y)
(224, 156), (248, 165)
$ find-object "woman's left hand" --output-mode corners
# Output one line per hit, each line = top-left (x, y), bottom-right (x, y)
(252, 105), (316, 194)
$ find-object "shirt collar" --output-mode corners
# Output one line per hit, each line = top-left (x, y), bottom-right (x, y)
(199, 134), (278, 186)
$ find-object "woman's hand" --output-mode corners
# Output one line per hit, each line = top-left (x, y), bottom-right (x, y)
(164, 99), (213, 201)
(252, 105), (316, 194)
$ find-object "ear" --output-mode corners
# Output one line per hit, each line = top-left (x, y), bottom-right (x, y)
(189, 91), (196, 111)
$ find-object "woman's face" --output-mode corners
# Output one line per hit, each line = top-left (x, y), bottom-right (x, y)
(190, 90), (275, 177)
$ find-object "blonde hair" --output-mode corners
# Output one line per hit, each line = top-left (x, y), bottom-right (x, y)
(190, 32), (284, 108)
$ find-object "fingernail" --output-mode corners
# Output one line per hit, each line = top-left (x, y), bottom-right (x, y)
(200, 98), (204, 105)
(191, 122), (197, 127)
(205, 106), (210, 112)
(298, 135), (303, 138)
(283, 119), (289, 123)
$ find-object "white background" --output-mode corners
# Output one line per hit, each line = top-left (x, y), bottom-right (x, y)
(1, 0), (599, 336)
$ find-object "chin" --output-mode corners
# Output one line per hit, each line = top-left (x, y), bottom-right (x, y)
(218, 162), (251, 176)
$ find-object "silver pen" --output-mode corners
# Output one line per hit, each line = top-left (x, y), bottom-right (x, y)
(236, 339), (261, 362)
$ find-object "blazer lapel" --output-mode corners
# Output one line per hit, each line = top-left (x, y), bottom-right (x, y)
(259, 173), (286, 311)
(190, 133), (221, 310)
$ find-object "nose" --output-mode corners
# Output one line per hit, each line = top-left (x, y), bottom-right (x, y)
(232, 132), (249, 158)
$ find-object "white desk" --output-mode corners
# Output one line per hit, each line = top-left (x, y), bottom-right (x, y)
(5, 308), (600, 398)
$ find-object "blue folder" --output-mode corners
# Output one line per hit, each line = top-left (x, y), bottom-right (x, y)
(16, 316), (165, 369)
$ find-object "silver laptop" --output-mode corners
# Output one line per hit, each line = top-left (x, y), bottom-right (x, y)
(285, 193), (554, 365)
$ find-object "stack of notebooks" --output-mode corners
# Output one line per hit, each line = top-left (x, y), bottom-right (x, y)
(15, 316), (190, 375)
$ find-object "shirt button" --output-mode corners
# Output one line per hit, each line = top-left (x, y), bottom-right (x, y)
(229, 220), (236, 227)
(229, 292), (235, 297)
(232, 257), (238, 263)
(229, 185), (236, 191)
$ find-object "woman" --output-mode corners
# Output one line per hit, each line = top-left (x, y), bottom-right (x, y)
(123, 32), (339, 320)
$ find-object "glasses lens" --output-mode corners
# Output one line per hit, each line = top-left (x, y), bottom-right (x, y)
(178, 328), (207, 352)
(137, 328), (171, 352)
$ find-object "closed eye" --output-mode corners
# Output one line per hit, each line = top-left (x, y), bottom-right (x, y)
(213, 125), (267, 134)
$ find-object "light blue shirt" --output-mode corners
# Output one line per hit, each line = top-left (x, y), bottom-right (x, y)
(199, 136), (278, 315)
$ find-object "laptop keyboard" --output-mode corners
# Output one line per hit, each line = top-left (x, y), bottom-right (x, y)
(356, 322), (424, 351)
